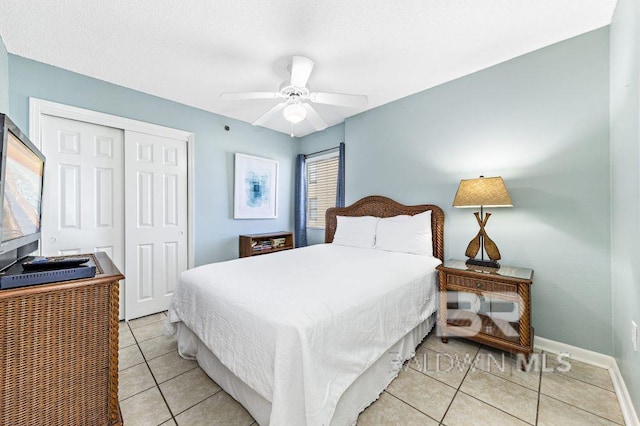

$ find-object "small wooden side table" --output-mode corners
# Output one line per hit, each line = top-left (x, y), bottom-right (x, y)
(437, 259), (534, 358)
(239, 231), (294, 258)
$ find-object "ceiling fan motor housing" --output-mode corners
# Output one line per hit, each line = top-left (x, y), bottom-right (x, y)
(279, 81), (310, 102)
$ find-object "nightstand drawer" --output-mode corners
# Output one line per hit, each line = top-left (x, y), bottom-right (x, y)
(437, 260), (534, 358)
(447, 275), (517, 294)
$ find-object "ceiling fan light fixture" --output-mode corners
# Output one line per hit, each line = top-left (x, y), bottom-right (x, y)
(283, 103), (307, 124)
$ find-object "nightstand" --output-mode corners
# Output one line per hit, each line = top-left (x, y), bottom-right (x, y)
(437, 259), (534, 358)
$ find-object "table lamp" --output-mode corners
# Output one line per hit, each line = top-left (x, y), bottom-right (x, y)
(453, 176), (512, 268)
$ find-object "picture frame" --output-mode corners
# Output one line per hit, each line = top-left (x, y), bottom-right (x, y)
(234, 153), (279, 219)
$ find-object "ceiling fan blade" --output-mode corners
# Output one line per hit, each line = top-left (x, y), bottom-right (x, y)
(302, 104), (328, 131)
(309, 92), (368, 108)
(252, 102), (287, 126)
(290, 56), (315, 88)
(220, 92), (279, 101)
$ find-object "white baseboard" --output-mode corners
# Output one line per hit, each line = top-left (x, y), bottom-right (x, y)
(534, 336), (639, 426)
(534, 336), (612, 368)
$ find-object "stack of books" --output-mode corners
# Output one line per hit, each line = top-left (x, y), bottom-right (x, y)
(251, 240), (274, 252)
(271, 237), (287, 248)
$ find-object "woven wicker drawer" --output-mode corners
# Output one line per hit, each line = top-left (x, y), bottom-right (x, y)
(447, 275), (517, 294)
(0, 252), (124, 426)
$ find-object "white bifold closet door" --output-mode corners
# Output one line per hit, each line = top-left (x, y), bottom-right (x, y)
(40, 115), (126, 314)
(124, 130), (188, 320)
(39, 115), (188, 320)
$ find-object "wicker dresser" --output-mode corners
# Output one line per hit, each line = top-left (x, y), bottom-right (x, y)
(0, 252), (124, 426)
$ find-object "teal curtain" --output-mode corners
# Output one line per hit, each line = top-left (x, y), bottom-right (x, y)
(336, 142), (345, 207)
(294, 154), (307, 247)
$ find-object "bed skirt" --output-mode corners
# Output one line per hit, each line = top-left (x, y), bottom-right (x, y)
(174, 312), (437, 426)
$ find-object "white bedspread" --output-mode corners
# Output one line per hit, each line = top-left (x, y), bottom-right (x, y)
(167, 244), (440, 426)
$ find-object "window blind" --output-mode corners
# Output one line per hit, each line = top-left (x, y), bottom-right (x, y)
(306, 154), (339, 228)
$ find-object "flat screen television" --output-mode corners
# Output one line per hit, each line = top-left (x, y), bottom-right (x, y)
(0, 114), (46, 271)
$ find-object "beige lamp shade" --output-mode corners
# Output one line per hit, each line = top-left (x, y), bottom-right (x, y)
(453, 176), (512, 208)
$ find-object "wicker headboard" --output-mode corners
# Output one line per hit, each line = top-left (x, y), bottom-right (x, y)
(325, 195), (445, 261)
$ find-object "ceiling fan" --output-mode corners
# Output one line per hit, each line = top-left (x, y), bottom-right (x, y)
(220, 56), (368, 136)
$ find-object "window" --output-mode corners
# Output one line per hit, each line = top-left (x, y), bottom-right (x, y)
(306, 153), (339, 229)
(308, 198), (318, 222)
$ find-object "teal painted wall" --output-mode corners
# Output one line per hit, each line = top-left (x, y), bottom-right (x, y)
(298, 122), (344, 155)
(8, 55), (296, 266)
(610, 0), (640, 410)
(0, 36), (8, 113)
(302, 29), (612, 355)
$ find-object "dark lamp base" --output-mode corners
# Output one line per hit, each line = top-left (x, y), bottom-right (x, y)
(466, 258), (500, 269)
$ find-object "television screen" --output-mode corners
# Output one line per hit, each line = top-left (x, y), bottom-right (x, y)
(1, 131), (45, 242)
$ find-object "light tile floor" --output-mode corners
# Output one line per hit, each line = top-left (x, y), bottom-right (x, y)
(120, 313), (625, 426)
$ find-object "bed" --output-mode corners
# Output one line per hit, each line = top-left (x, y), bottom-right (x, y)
(167, 196), (444, 425)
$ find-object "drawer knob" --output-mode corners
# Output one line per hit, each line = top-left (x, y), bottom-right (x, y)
(475, 281), (482, 289)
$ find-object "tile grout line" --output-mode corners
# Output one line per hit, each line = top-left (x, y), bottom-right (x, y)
(537, 367), (625, 424)
(157, 312), (181, 426)
(159, 312), (180, 426)
(129, 312), (217, 425)
(437, 344), (479, 423)
(171, 388), (225, 424)
(122, 314), (177, 424)
(125, 317), (178, 424)
(441, 344), (534, 424)
(540, 393), (626, 426)
(535, 354), (543, 425)
(117, 330), (161, 402)
(452, 344), (540, 425)
(412, 341), (537, 423)
(372, 335), (463, 423)
(466, 368), (538, 424)
(554, 371), (618, 393)
(475, 348), (541, 392)
(472, 360), (541, 393)
(138, 317), (182, 425)
(538, 350), (616, 392)
(537, 351), (623, 425)
(117, 322), (156, 403)
(383, 391), (441, 424)
(408, 360), (467, 388)
(388, 337), (477, 423)
(458, 391), (536, 425)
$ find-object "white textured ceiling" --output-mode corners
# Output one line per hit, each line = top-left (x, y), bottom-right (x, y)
(0, 0), (617, 137)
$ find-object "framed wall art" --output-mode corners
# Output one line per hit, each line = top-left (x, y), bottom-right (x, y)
(234, 153), (279, 219)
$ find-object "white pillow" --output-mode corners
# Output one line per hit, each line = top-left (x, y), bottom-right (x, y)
(375, 211), (433, 256)
(332, 215), (379, 248)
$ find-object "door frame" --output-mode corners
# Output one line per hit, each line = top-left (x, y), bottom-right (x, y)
(29, 97), (195, 270)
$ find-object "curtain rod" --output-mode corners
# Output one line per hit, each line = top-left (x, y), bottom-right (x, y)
(304, 143), (343, 159)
